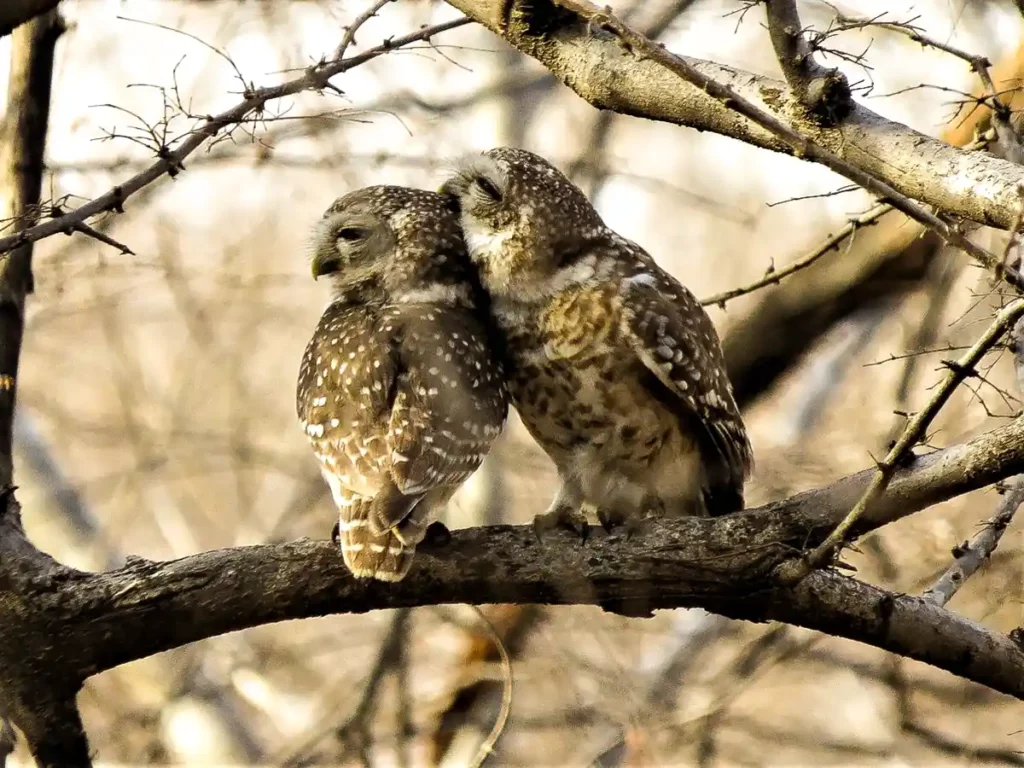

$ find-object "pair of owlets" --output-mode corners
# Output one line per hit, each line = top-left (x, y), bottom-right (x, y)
(296, 148), (753, 582)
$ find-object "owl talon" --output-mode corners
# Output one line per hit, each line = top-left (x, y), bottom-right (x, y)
(330, 519), (341, 545)
(597, 509), (642, 539)
(422, 520), (452, 548)
(533, 507), (589, 545)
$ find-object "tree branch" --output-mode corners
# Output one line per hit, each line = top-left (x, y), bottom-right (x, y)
(0, 9), (78, 765)
(922, 476), (1024, 607)
(0, 0), (59, 39)
(0, 416), (1020, 713)
(442, 0), (1024, 232)
(0, 16), (471, 257)
(764, 0), (850, 123)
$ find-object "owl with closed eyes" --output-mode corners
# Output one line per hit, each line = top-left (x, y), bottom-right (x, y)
(297, 186), (507, 581)
(441, 148), (752, 536)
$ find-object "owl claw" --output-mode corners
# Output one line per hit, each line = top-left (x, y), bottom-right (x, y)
(422, 520), (452, 548)
(597, 509), (642, 539)
(330, 519), (341, 545)
(533, 507), (589, 546)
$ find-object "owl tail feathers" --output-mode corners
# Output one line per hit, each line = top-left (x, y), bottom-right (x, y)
(338, 499), (416, 583)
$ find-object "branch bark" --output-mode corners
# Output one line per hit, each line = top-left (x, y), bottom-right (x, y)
(763, 0), (850, 123)
(0, 0), (59, 39)
(0, 416), (1020, 717)
(0, 10), (90, 767)
(442, 0), (1024, 231)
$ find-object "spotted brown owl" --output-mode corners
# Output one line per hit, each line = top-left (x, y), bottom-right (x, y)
(297, 186), (507, 581)
(441, 148), (752, 535)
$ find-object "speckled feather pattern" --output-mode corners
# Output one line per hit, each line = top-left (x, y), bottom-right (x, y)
(297, 187), (507, 581)
(444, 148), (752, 522)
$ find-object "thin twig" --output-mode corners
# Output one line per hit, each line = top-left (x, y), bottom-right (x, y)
(334, 0), (395, 61)
(467, 606), (512, 768)
(921, 477), (1024, 606)
(0, 16), (472, 256)
(776, 298), (1024, 584)
(700, 202), (889, 307)
(832, 11), (1024, 162)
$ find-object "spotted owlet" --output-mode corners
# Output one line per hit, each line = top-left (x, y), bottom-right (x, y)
(297, 186), (508, 582)
(441, 148), (752, 534)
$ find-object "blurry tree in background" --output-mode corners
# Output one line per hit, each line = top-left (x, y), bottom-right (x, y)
(3, 0), (1024, 765)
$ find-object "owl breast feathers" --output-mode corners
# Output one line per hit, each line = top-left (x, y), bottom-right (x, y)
(297, 186), (507, 582)
(441, 148), (752, 530)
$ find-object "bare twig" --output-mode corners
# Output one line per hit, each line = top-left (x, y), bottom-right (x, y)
(921, 478), (1024, 606)
(764, 0), (850, 123)
(831, 12), (1024, 163)
(920, 310), (1024, 605)
(0, 15), (472, 256)
(700, 202), (890, 307)
(467, 607), (512, 768)
(333, 0), (395, 61)
(777, 299), (1024, 584)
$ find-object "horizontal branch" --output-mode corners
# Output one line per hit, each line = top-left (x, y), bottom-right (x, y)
(443, 0), (1024, 230)
(7, 417), (1024, 699)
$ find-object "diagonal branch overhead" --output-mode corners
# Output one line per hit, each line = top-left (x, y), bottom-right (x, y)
(443, 0), (1024, 232)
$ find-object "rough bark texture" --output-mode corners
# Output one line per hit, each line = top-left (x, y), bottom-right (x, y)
(0, 417), (1023, 716)
(443, 0), (1024, 230)
(0, 11), (90, 767)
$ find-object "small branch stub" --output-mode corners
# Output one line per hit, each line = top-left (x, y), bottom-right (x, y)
(764, 0), (852, 125)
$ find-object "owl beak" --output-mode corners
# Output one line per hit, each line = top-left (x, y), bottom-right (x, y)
(311, 254), (341, 280)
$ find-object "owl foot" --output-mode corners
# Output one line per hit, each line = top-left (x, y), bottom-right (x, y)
(533, 505), (589, 546)
(330, 519), (341, 545)
(422, 520), (452, 548)
(596, 508), (643, 539)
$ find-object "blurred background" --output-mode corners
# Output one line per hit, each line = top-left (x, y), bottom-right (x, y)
(4, 0), (1024, 764)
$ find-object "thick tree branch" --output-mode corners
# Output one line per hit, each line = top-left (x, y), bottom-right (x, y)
(0, 417), (1021, 712)
(0, 9), (79, 766)
(442, 0), (1024, 232)
(0, 0), (59, 39)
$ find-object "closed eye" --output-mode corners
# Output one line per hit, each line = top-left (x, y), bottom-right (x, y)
(337, 227), (366, 242)
(475, 176), (503, 202)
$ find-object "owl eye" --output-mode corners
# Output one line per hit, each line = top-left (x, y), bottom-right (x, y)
(337, 227), (366, 242)
(474, 176), (503, 202)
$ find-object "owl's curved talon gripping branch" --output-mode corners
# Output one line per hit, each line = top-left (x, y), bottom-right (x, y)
(532, 505), (590, 545)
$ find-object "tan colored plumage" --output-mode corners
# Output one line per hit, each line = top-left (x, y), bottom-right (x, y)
(297, 186), (507, 581)
(441, 148), (752, 532)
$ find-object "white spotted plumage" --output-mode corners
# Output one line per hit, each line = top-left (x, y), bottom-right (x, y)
(297, 186), (507, 582)
(442, 148), (752, 532)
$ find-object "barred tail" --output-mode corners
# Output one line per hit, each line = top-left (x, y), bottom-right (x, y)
(338, 499), (416, 582)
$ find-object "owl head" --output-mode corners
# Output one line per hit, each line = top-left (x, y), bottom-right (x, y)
(441, 148), (605, 300)
(310, 186), (472, 304)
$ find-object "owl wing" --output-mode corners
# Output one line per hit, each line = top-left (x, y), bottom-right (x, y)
(379, 306), (507, 532)
(619, 270), (752, 512)
(298, 303), (418, 580)
(297, 302), (399, 498)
